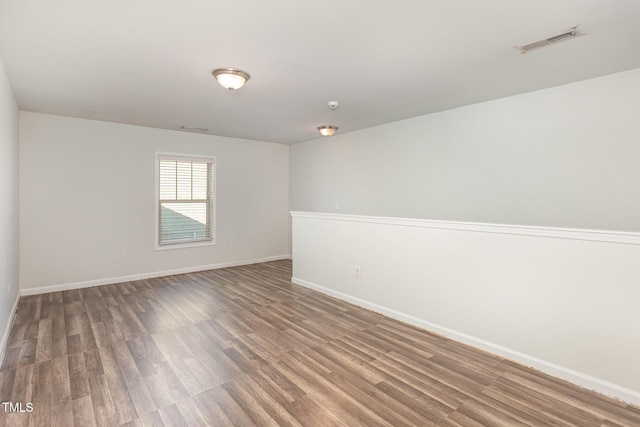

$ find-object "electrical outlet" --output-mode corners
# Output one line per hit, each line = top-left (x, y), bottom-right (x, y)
(354, 266), (361, 278)
(230, 242), (236, 249)
(118, 250), (125, 259)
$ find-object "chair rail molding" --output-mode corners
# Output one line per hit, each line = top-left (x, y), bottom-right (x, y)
(289, 211), (640, 246)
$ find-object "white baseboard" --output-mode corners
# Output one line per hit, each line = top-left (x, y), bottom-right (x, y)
(20, 255), (292, 297)
(292, 276), (640, 406)
(0, 294), (20, 366)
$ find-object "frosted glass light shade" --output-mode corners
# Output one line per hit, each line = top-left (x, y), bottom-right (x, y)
(212, 68), (250, 90)
(317, 125), (338, 137)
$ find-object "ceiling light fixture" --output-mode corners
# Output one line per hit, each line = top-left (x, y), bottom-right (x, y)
(212, 68), (250, 90)
(317, 125), (338, 137)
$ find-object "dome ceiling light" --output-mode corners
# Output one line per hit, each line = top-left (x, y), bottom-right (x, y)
(317, 101), (339, 137)
(317, 125), (338, 137)
(212, 68), (250, 90)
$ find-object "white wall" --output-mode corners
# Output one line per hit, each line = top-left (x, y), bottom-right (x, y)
(291, 68), (640, 232)
(20, 112), (290, 291)
(292, 213), (640, 403)
(290, 68), (640, 404)
(0, 57), (19, 350)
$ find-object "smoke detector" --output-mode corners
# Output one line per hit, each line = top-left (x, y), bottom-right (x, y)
(517, 26), (583, 53)
(328, 101), (339, 111)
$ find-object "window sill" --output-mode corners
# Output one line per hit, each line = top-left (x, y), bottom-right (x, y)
(154, 239), (216, 251)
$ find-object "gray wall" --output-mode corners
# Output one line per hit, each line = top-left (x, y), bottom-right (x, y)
(291, 68), (640, 232)
(0, 56), (19, 345)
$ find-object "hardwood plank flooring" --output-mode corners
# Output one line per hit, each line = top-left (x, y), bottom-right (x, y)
(0, 260), (638, 426)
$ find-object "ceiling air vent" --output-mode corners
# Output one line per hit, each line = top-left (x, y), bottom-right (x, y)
(179, 126), (209, 132)
(517, 26), (583, 53)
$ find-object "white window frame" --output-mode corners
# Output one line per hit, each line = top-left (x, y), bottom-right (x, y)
(155, 151), (217, 251)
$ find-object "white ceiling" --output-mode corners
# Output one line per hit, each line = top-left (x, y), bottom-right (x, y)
(1, 1), (639, 144)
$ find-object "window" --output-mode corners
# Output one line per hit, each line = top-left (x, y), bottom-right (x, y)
(156, 153), (215, 248)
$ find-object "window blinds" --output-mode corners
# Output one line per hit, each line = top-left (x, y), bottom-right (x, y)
(158, 156), (214, 245)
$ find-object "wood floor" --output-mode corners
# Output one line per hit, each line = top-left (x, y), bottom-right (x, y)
(0, 260), (639, 426)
